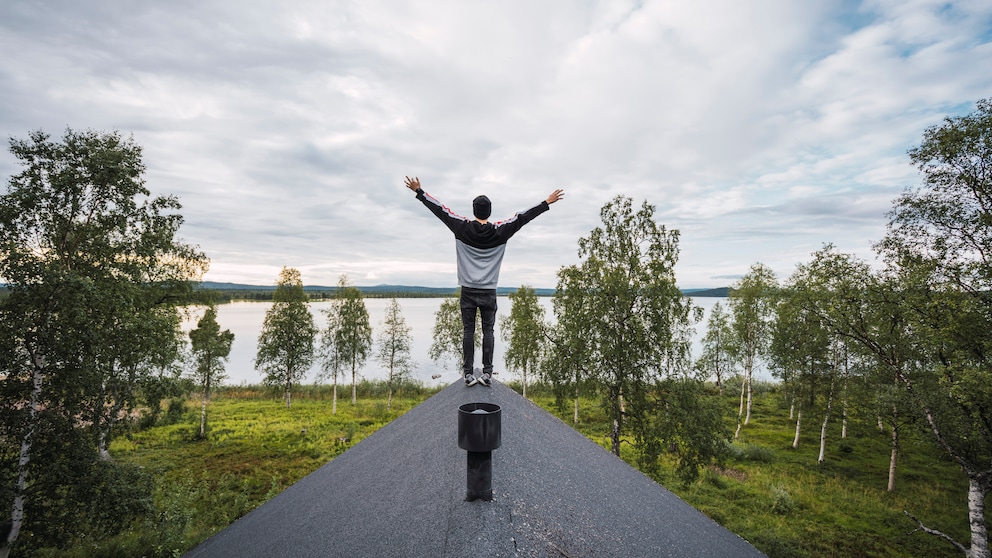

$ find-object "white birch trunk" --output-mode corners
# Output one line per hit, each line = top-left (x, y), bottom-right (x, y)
(818, 377), (835, 464)
(905, 475), (989, 557)
(610, 387), (623, 456)
(967, 476), (990, 558)
(97, 380), (123, 461)
(4, 355), (45, 558)
(818, 417), (828, 463)
(841, 364), (849, 439)
(735, 374), (747, 439)
(792, 409), (802, 449)
(573, 383), (579, 424)
(919, 405), (991, 558)
(744, 366), (753, 426)
(332, 381), (338, 415)
(738, 373), (746, 416)
(351, 366), (357, 405)
(888, 415), (899, 493)
(98, 430), (112, 462)
(818, 405), (830, 463)
(841, 395), (849, 439)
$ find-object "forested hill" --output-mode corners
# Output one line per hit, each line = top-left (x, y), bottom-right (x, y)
(194, 282), (729, 300)
(682, 287), (731, 297)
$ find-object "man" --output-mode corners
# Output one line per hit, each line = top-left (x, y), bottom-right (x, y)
(405, 176), (564, 386)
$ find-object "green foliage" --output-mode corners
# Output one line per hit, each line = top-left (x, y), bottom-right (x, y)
(255, 268), (317, 407)
(374, 297), (413, 409)
(532, 384), (971, 558)
(540, 276), (594, 419)
(162, 398), (188, 426)
(769, 484), (796, 514)
(694, 300), (736, 393)
(189, 304), (234, 436)
(0, 128), (206, 556)
(638, 377), (732, 485)
(428, 290), (479, 369)
(138, 370), (189, 428)
(189, 305), (234, 392)
(550, 195), (701, 460)
(741, 443), (775, 463)
(322, 275), (372, 405)
(877, 100), (992, 513)
(885, 97), (992, 291)
(9, 414), (156, 557)
(728, 263), (779, 436)
(500, 285), (547, 396)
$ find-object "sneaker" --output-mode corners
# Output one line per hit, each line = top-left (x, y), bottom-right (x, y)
(478, 372), (492, 386)
(464, 373), (478, 386)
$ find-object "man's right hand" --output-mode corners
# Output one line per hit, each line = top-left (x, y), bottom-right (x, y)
(405, 176), (421, 192)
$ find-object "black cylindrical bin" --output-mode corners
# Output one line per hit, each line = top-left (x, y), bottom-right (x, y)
(457, 403), (502, 502)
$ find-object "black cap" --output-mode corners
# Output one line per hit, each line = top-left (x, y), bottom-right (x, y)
(473, 195), (491, 220)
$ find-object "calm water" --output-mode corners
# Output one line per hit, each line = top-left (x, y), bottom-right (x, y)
(184, 297), (730, 387)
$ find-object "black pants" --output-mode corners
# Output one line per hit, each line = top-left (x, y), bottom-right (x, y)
(460, 287), (497, 376)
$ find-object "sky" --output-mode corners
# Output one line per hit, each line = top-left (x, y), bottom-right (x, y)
(1, 1), (990, 290)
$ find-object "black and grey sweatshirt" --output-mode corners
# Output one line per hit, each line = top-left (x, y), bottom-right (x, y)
(414, 188), (550, 290)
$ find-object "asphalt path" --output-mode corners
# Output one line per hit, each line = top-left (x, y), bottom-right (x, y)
(183, 380), (766, 557)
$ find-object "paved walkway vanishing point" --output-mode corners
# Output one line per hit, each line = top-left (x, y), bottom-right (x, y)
(184, 380), (767, 558)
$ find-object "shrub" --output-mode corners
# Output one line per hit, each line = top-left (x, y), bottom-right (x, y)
(724, 441), (745, 460)
(743, 444), (775, 463)
(162, 398), (187, 426)
(770, 484), (797, 514)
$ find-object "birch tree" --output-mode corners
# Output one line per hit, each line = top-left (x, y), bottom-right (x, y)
(770, 279), (832, 451)
(500, 285), (546, 398)
(552, 196), (723, 481)
(694, 301), (735, 395)
(255, 267), (316, 408)
(791, 245), (917, 492)
(876, 98), (992, 558)
(728, 263), (778, 439)
(189, 304), (234, 438)
(375, 297), (413, 410)
(318, 305), (345, 414)
(325, 275), (372, 405)
(542, 265), (594, 424)
(429, 290), (479, 375)
(0, 129), (206, 557)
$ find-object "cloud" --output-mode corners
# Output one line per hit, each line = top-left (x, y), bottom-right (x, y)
(1, 0), (990, 289)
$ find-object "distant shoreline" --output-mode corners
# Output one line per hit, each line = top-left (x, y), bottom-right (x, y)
(195, 282), (730, 300)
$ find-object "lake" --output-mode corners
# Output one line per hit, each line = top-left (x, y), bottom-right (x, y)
(184, 297), (731, 387)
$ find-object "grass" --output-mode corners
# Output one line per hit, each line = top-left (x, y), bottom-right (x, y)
(79, 382), (440, 558)
(521, 381), (976, 558)
(57, 380), (980, 558)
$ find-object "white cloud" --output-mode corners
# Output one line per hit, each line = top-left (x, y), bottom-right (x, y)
(1, 0), (990, 289)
